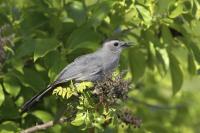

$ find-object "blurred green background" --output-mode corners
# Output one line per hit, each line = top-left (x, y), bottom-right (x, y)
(0, 0), (200, 132)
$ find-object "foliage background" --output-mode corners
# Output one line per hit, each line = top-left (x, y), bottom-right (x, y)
(0, 0), (200, 132)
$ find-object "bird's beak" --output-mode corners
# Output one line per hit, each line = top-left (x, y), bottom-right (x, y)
(121, 42), (133, 48)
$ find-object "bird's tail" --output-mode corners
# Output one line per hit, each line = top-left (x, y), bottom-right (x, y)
(21, 85), (54, 113)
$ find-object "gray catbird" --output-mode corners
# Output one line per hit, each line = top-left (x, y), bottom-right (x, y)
(21, 40), (131, 112)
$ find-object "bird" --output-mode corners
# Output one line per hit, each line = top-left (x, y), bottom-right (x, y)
(21, 40), (132, 112)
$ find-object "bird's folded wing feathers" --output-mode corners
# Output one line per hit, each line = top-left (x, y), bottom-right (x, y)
(53, 53), (103, 85)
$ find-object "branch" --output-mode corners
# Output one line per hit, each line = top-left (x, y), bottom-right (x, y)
(21, 117), (64, 133)
(21, 110), (76, 133)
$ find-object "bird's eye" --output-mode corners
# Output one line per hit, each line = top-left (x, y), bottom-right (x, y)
(114, 42), (119, 47)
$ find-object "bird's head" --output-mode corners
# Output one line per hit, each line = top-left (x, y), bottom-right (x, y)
(103, 40), (132, 54)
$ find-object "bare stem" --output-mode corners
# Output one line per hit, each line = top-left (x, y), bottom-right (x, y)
(20, 110), (78, 133)
(21, 117), (67, 133)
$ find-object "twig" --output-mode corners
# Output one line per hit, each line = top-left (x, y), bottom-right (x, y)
(21, 110), (76, 133)
(21, 117), (65, 133)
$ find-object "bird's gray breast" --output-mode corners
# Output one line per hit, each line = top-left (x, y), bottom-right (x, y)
(102, 53), (119, 73)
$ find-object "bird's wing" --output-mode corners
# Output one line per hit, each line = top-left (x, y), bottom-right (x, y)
(53, 53), (103, 85)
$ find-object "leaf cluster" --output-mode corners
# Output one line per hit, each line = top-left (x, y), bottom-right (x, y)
(52, 73), (139, 130)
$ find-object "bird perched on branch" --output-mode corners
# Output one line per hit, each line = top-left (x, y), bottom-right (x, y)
(21, 40), (132, 112)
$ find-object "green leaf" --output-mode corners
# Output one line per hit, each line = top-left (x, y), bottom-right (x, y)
(23, 68), (46, 89)
(4, 45), (14, 55)
(84, 111), (92, 127)
(0, 13), (10, 25)
(194, 0), (200, 19)
(155, 49), (169, 76)
(80, 92), (94, 109)
(15, 38), (36, 58)
(10, 58), (24, 74)
(54, 100), (68, 123)
(85, 0), (97, 6)
(129, 48), (146, 82)
(0, 121), (19, 133)
(147, 42), (156, 70)
(157, 0), (173, 13)
(44, 51), (60, 68)
(162, 25), (173, 45)
(143, 30), (161, 47)
(20, 9), (50, 33)
(190, 20), (200, 37)
(32, 110), (53, 122)
(190, 42), (200, 63)
(168, 52), (183, 95)
(89, 0), (113, 28)
(52, 86), (75, 99)
(44, 51), (67, 81)
(15, 96), (24, 107)
(34, 38), (60, 61)
(66, 87), (74, 99)
(71, 112), (86, 126)
(135, 5), (152, 26)
(3, 75), (21, 97)
(48, 63), (64, 82)
(53, 86), (62, 95)
(169, 3), (184, 18)
(75, 82), (94, 93)
(0, 96), (20, 119)
(66, 26), (101, 49)
(188, 52), (197, 75)
(9, 71), (30, 88)
(66, 1), (86, 26)
(0, 85), (5, 107)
